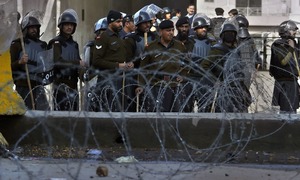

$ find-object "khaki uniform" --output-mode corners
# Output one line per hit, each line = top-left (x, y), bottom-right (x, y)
(92, 29), (127, 112)
(139, 38), (188, 112)
(93, 29), (127, 70)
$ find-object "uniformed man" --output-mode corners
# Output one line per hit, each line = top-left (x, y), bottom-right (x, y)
(174, 16), (195, 112)
(82, 17), (108, 111)
(201, 23), (251, 112)
(92, 10), (133, 112)
(10, 15), (50, 110)
(190, 16), (216, 112)
(162, 7), (172, 20)
(124, 11), (159, 112)
(237, 26), (262, 89)
(270, 20), (299, 113)
(119, 14), (135, 39)
(48, 9), (84, 111)
(135, 20), (187, 112)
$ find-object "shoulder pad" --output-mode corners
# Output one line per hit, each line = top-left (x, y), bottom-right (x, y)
(212, 43), (229, 53)
(126, 32), (142, 42)
(11, 38), (21, 45)
(85, 41), (94, 47)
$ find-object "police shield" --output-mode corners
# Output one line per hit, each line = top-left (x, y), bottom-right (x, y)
(137, 3), (163, 19)
(0, 0), (18, 54)
(36, 49), (54, 85)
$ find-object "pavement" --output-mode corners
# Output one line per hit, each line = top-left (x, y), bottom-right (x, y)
(1, 158), (300, 180)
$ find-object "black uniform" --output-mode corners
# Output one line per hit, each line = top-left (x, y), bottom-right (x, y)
(48, 34), (81, 111)
(10, 37), (50, 110)
(270, 38), (300, 113)
(201, 42), (251, 112)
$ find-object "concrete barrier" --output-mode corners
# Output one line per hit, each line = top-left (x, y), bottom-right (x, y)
(1, 111), (299, 153)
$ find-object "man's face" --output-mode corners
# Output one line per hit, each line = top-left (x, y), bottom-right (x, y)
(125, 21), (136, 32)
(110, 19), (123, 32)
(165, 13), (171, 20)
(195, 26), (208, 38)
(62, 23), (75, 35)
(187, 5), (195, 15)
(137, 21), (151, 33)
(27, 26), (39, 39)
(160, 28), (174, 42)
(177, 24), (189, 36)
(289, 29), (297, 38)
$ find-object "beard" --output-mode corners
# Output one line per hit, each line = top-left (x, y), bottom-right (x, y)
(177, 31), (188, 41)
(26, 30), (39, 40)
(112, 26), (122, 33)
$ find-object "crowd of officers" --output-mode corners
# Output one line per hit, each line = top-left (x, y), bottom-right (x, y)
(10, 5), (300, 113)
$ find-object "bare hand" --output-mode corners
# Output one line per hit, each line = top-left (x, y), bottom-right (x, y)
(119, 62), (134, 70)
(176, 76), (183, 83)
(135, 87), (143, 95)
(126, 62), (134, 70)
(288, 39), (295, 48)
(79, 60), (86, 67)
(19, 54), (28, 64)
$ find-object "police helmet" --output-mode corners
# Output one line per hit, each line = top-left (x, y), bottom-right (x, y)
(94, 17), (108, 33)
(238, 27), (250, 39)
(220, 23), (237, 37)
(163, 7), (171, 14)
(278, 20), (298, 38)
(58, 11), (77, 34)
(236, 15), (249, 28)
(21, 16), (41, 31)
(192, 17), (209, 30)
(134, 11), (152, 26)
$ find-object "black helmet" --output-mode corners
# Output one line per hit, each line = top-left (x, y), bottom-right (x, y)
(58, 11), (77, 34)
(238, 27), (250, 39)
(236, 15), (249, 28)
(220, 23), (237, 37)
(134, 11), (151, 26)
(192, 17), (209, 30)
(21, 16), (41, 31)
(278, 20), (298, 38)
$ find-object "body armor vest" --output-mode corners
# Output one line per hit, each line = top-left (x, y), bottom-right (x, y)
(134, 35), (154, 58)
(191, 38), (211, 62)
(61, 41), (80, 61)
(21, 39), (46, 74)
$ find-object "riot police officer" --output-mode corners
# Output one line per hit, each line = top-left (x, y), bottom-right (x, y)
(201, 23), (251, 112)
(189, 16), (216, 112)
(124, 11), (159, 112)
(237, 26), (262, 89)
(162, 7), (172, 20)
(48, 9), (84, 111)
(10, 15), (49, 110)
(270, 20), (299, 113)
